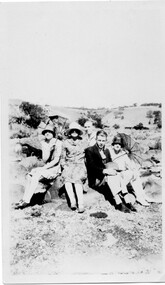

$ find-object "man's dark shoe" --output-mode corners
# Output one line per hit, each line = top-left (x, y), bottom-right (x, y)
(126, 203), (137, 212)
(115, 203), (131, 213)
(15, 201), (29, 210)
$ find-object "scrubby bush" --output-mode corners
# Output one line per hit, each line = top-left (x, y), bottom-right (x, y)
(19, 101), (47, 129)
(154, 139), (161, 150)
(133, 123), (149, 130)
(10, 124), (33, 139)
(113, 124), (120, 129)
(19, 156), (44, 172)
(78, 116), (88, 127)
(89, 112), (103, 128)
(9, 104), (29, 129)
(9, 116), (26, 126)
(78, 111), (103, 128)
(141, 103), (161, 107)
(153, 110), (162, 128)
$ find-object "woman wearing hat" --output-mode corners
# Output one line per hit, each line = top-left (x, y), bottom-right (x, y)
(108, 135), (154, 207)
(61, 122), (87, 213)
(15, 125), (62, 209)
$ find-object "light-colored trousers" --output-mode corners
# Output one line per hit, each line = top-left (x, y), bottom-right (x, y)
(23, 167), (52, 203)
(107, 170), (147, 204)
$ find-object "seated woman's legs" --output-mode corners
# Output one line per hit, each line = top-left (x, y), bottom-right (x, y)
(74, 183), (84, 213)
(15, 168), (44, 209)
(65, 182), (77, 209)
(107, 174), (136, 212)
(119, 170), (137, 205)
(23, 170), (43, 203)
(106, 175), (130, 212)
(121, 170), (150, 205)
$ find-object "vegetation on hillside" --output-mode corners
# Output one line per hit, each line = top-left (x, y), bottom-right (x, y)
(146, 110), (162, 129)
(19, 101), (47, 128)
(141, 103), (161, 107)
(78, 111), (103, 129)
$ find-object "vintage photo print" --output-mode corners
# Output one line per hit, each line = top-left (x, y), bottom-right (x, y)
(1, 1), (165, 283)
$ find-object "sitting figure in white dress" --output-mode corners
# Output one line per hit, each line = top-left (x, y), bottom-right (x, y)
(15, 125), (62, 209)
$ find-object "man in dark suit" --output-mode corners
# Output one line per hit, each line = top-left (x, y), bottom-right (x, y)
(85, 130), (135, 213)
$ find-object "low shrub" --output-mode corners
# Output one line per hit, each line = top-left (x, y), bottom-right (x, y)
(10, 124), (33, 139)
(19, 101), (47, 129)
(19, 156), (44, 172)
(78, 111), (103, 128)
(113, 124), (120, 129)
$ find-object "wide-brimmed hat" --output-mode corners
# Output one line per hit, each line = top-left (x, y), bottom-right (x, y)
(42, 125), (55, 137)
(112, 136), (124, 147)
(67, 122), (83, 136)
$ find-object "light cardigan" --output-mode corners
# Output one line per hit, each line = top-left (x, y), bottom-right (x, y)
(109, 147), (137, 172)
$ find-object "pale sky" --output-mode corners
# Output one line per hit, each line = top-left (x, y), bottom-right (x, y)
(1, 1), (165, 108)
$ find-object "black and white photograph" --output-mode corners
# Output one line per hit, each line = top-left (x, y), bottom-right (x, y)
(1, 1), (165, 283)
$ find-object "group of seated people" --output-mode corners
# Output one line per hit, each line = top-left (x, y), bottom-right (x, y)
(14, 120), (156, 213)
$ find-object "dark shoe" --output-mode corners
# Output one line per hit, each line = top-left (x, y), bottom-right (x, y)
(126, 203), (137, 212)
(78, 207), (85, 213)
(71, 204), (77, 211)
(15, 201), (29, 210)
(115, 203), (131, 213)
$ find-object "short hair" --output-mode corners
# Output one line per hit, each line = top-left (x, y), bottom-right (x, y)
(96, 130), (108, 138)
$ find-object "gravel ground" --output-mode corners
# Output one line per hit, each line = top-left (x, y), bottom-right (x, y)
(8, 141), (163, 281)
(10, 188), (163, 280)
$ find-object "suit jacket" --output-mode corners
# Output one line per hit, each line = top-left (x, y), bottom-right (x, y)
(85, 144), (112, 189)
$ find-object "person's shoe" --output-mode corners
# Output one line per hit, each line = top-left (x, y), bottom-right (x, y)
(71, 204), (77, 211)
(14, 200), (29, 210)
(115, 203), (131, 213)
(78, 207), (85, 213)
(126, 203), (137, 212)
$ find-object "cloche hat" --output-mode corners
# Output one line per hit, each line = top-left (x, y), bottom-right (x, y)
(112, 136), (124, 147)
(67, 122), (83, 136)
(42, 125), (55, 137)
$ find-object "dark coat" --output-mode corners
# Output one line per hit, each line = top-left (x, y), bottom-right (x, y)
(85, 144), (112, 189)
